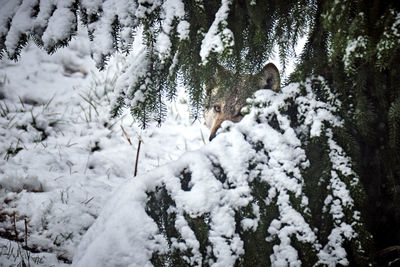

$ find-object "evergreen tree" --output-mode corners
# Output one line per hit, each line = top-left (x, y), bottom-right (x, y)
(293, 0), (400, 252)
(1, 0), (400, 264)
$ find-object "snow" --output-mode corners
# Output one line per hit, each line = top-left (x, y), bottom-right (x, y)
(42, 0), (76, 51)
(4, 0), (37, 57)
(391, 10), (400, 37)
(0, 0), (21, 38)
(200, 0), (234, 63)
(241, 208), (259, 231)
(376, 9), (400, 63)
(156, 0), (187, 62)
(0, 25), (206, 266)
(0, 238), (69, 267)
(3, 0), (80, 58)
(135, 0), (162, 19)
(79, 0), (102, 15)
(343, 35), (367, 73)
(87, 0), (139, 67)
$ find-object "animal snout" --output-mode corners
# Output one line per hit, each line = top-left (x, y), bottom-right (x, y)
(209, 130), (218, 141)
(209, 120), (223, 141)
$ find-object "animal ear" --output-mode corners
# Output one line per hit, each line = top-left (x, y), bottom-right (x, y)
(257, 63), (281, 91)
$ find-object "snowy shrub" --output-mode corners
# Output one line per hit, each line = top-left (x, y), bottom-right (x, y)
(73, 79), (373, 266)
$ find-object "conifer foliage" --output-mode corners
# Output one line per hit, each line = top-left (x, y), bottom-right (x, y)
(0, 0), (311, 128)
(1, 0), (400, 264)
(294, 0), (400, 251)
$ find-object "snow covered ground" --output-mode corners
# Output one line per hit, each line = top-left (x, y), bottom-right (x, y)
(0, 29), (207, 266)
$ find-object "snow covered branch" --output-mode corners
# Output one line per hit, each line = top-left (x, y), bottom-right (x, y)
(73, 80), (373, 266)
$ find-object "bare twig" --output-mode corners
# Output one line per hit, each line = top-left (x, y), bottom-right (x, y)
(134, 139), (142, 177)
(82, 196), (94, 205)
(120, 125), (132, 145)
(13, 213), (17, 239)
(200, 129), (206, 145)
(121, 125), (142, 177)
(376, 245), (400, 266)
(24, 219), (28, 248)
(377, 245), (400, 257)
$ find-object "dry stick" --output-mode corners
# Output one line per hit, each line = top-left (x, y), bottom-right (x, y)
(120, 125), (141, 177)
(134, 139), (142, 177)
(24, 219), (28, 248)
(120, 125), (132, 145)
(200, 129), (206, 145)
(13, 213), (17, 239)
(377, 245), (400, 257)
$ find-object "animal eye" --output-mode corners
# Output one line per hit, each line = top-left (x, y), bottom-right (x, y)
(214, 105), (221, 113)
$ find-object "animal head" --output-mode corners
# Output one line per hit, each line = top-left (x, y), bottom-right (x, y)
(204, 63), (280, 141)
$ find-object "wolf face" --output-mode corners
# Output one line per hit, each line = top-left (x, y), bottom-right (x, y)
(204, 63), (280, 141)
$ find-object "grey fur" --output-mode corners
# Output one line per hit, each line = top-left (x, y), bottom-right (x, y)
(204, 63), (280, 141)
